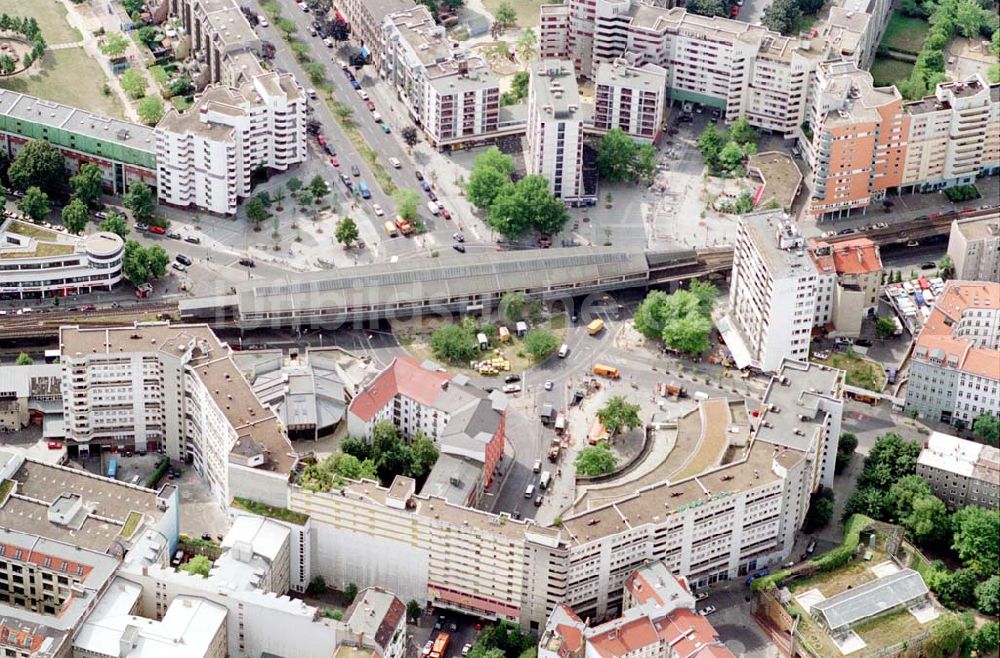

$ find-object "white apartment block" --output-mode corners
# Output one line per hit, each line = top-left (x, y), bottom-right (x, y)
(59, 324), (297, 510)
(948, 215), (1000, 282)
(527, 60), (586, 201)
(902, 76), (1000, 192)
(0, 220), (124, 299)
(155, 72), (307, 215)
(723, 211), (818, 373)
(169, 0), (264, 87)
(538, 0), (893, 138)
(905, 282), (1000, 427)
(381, 6), (505, 149)
(594, 57), (667, 142)
(917, 431), (1000, 510)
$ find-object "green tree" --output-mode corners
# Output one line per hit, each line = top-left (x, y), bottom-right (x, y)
(717, 141), (746, 172)
(145, 244), (169, 278)
(697, 123), (726, 167)
(835, 431), (858, 474)
(972, 414), (1000, 447)
(596, 128), (655, 183)
(936, 254), (954, 279)
(493, 1), (517, 28)
(307, 575), (327, 594)
(685, 0), (727, 16)
(971, 621), (1000, 656)
(0, 54), (14, 76)
(689, 280), (718, 316)
(875, 315), (898, 339)
(576, 441), (615, 476)
(98, 212), (129, 238)
(17, 186), (51, 222)
(952, 506), (1000, 578)
(287, 177), (303, 193)
(430, 324), (478, 364)
(597, 396), (642, 436)
(122, 240), (149, 286)
(138, 95), (165, 125)
(488, 175), (568, 238)
(523, 329), (558, 362)
(509, 70), (529, 101)
(857, 432), (921, 491)
(123, 181), (156, 221)
(976, 575), (1000, 616)
(804, 489), (835, 532)
(761, 0), (802, 34)
(304, 61), (327, 85)
(245, 196), (270, 227)
(328, 452), (378, 480)
(335, 217), (359, 247)
(409, 434), (439, 477)
(903, 494), (950, 546)
(728, 116), (758, 145)
(121, 68), (147, 99)
(407, 599), (423, 622)
(925, 615), (967, 658)
(935, 569), (978, 608)
(401, 126), (419, 148)
(15, 352), (33, 366)
(466, 147), (514, 209)
(393, 188), (421, 220)
(501, 292), (526, 325)
(888, 475), (932, 520)
(100, 32), (130, 58)
(70, 163), (105, 209)
(180, 555), (212, 577)
(344, 582), (359, 604)
(9, 140), (66, 196)
(61, 198), (89, 234)
(663, 313), (712, 355)
(308, 175), (328, 200)
(136, 25), (160, 48)
(515, 28), (536, 62)
(843, 486), (891, 521)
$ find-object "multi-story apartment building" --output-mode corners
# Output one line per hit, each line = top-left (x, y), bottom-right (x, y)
(540, 563), (736, 658)
(905, 282), (999, 426)
(802, 61), (906, 219)
(59, 323), (297, 510)
(593, 57), (667, 142)
(337, 0), (414, 72)
(808, 236), (883, 334)
(527, 60), (587, 202)
(169, 0), (263, 87)
(0, 89), (158, 195)
(902, 75), (1000, 192)
(948, 215), (1000, 282)
(916, 431), (1000, 510)
(155, 72), (308, 215)
(723, 211), (818, 372)
(381, 6), (507, 150)
(346, 355), (506, 506)
(0, 219), (124, 299)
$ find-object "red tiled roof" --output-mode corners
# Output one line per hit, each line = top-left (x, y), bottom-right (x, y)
(349, 355), (452, 422)
(829, 237), (881, 275)
(589, 617), (659, 658)
(914, 282), (1000, 381)
(655, 609), (724, 658)
(556, 624), (584, 653)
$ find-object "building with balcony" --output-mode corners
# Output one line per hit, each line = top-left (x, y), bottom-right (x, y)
(0, 89), (157, 195)
(904, 281), (1000, 427)
(58, 323), (298, 510)
(803, 61), (906, 219)
(948, 214), (1000, 283)
(902, 75), (1000, 193)
(593, 57), (667, 142)
(382, 6), (510, 150)
(0, 219), (124, 299)
(347, 355), (507, 507)
(338, 0), (414, 71)
(916, 431), (1000, 510)
(155, 71), (307, 215)
(527, 60), (588, 202)
(169, 0), (264, 87)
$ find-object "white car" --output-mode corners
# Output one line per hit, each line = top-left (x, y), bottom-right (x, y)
(358, 89), (369, 101)
(544, 380), (553, 391)
(462, 645), (472, 657)
(372, 203), (384, 216)
(422, 642), (433, 656)
(258, 17), (268, 27)
(698, 606), (717, 616)
(389, 157), (401, 168)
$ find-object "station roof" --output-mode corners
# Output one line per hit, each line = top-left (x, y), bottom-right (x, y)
(812, 569), (928, 632)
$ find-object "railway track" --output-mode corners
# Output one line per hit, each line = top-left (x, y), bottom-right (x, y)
(0, 302), (179, 340)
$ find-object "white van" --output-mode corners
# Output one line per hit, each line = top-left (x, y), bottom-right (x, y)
(524, 485), (535, 498)
(693, 391), (709, 401)
(307, 88), (318, 99)
(558, 343), (569, 358)
(389, 157), (401, 168)
(427, 201), (440, 215)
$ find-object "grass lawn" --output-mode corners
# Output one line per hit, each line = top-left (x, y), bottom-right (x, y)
(149, 64), (170, 86)
(481, 0), (548, 28)
(880, 12), (929, 55)
(6, 220), (59, 241)
(0, 0), (82, 44)
(0, 48), (124, 118)
(171, 95), (193, 111)
(871, 58), (914, 88)
(812, 350), (886, 391)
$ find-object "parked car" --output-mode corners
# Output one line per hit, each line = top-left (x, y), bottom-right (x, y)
(452, 244), (466, 253)
(698, 606), (717, 616)
(184, 235), (201, 244)
(166, 231), (182, 240)
(440, 207), (451, 220)
(506, 375), (521, 383)
(427, 190), (438, 202)
(452, 232), (464, 242)
(351, 165), (361, 177)
(372, 203), (384, 216)
(149, 225), (166, 235)
(330, 157), (340, 167)
(172, 261), (188, 272)
(389, 157), (401, 168)
(920, 261), (936, 270)
(238, 259), (256, 267)
(135, 223), (149, 231)
(415, 170), (424, 181)
(382, 123), (391, 134)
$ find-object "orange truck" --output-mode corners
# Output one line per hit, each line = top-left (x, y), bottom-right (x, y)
(430, 633), (451, 658)
(395, 216), (414, 236)
(592, 364), (620, 379)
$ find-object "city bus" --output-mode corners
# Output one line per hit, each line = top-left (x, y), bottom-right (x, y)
(107, 459), (118, 479)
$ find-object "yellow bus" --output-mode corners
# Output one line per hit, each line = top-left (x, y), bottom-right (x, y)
(384, 221), (399, 237)
(592, 364), (620, 379)
(587, 318), (605, 335)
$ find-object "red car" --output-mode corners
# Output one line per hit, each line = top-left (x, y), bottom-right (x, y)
(149, 225), (166, 235)
(730, 5), (739, 16)
(440, 208), (451, 220)
(47, 441), (62, 450)
(330, 157), (340, 167)
(366, 100), (376, 111)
